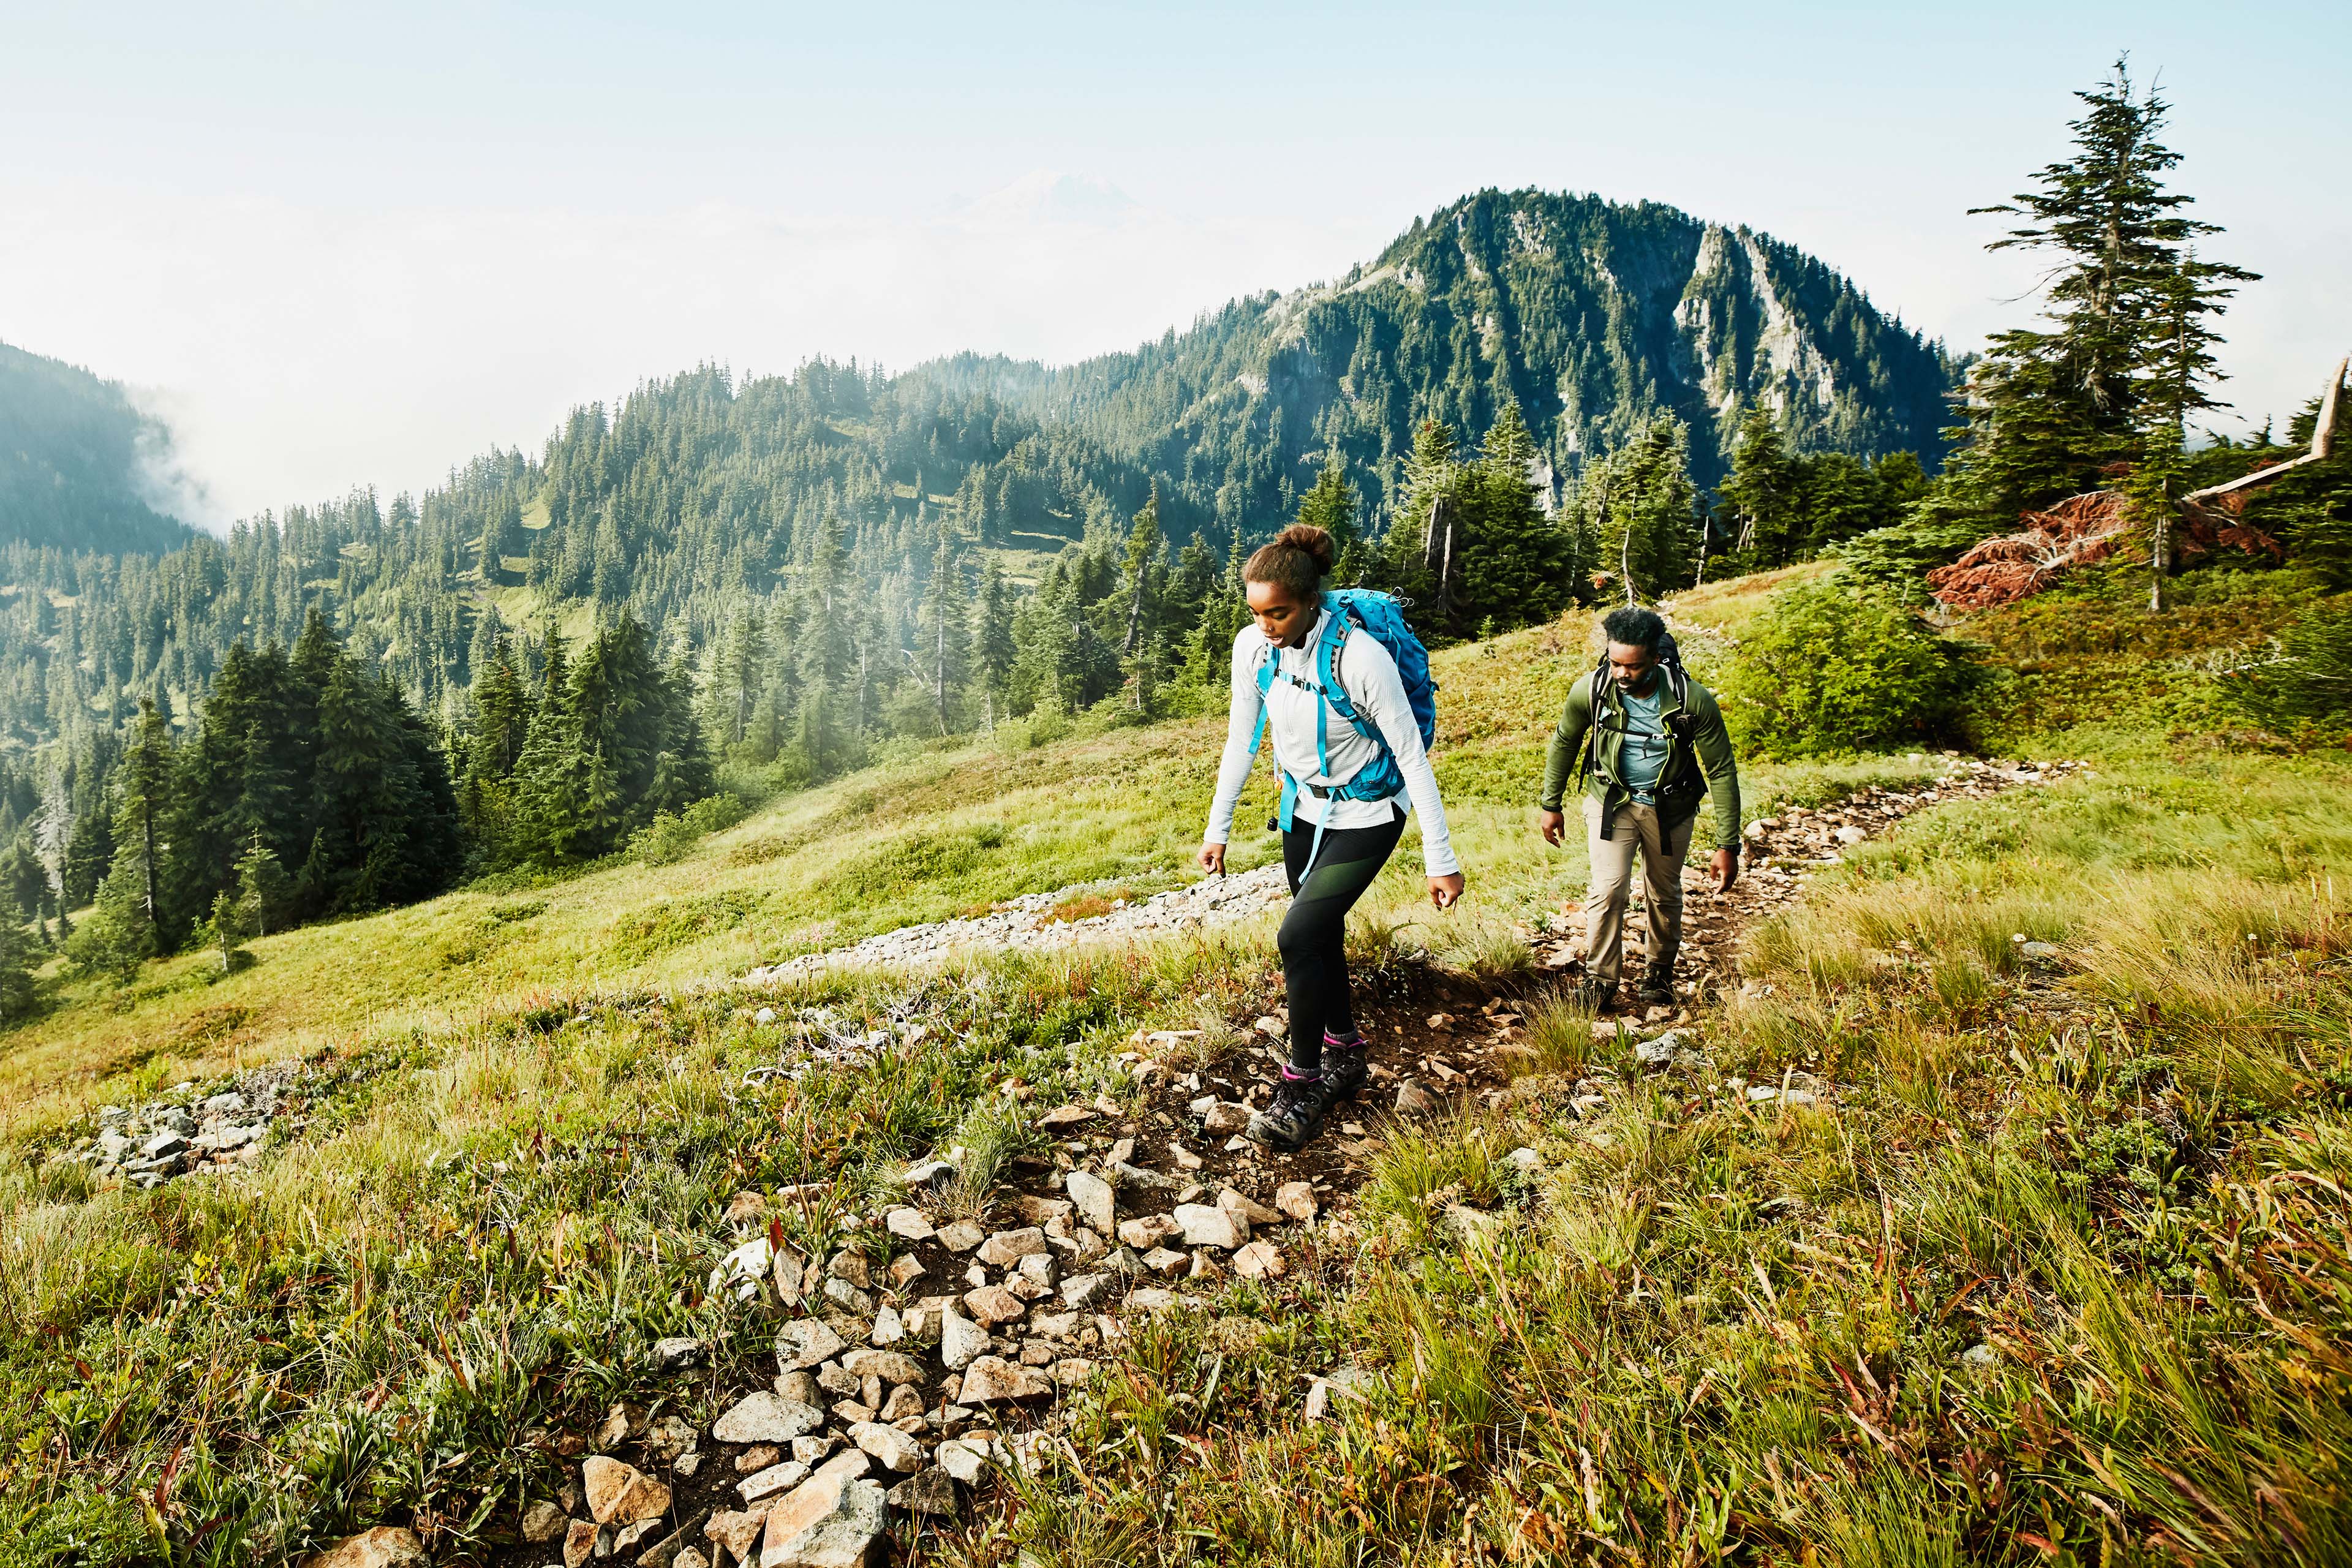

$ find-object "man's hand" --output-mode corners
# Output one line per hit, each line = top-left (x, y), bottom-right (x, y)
(1197, 842), (1226, 876)
(1428, 872), (1465, 910)
(1537, 808), (1566, 846)
(1710, 845), (1739, 893)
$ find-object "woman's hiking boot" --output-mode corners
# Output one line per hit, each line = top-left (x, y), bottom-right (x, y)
(1247, 1070), (1328, 1152)
(1321, 1033), (1369, 1104)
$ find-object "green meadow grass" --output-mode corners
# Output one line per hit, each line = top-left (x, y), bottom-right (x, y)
(6, 563), (2346, 1566)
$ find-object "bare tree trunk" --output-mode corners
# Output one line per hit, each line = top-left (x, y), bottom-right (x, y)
(1621, 522), (1640, 606)
(934, 619), (949, 736)
(2149, 504), (2170, 613)
(1433, 511), (1456, 619)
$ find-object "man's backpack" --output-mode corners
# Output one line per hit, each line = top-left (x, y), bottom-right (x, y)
(1250, 589), (1439, 861)
(1577, 631), (1695, 792)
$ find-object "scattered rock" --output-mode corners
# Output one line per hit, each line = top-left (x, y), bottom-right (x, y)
(521, 1501), (568, 1544)
(564, 1521), (598, 1568)
(1172, 1202), (1243, 1250)
(935, 1220), (984, 1254)
(739, 1459), (813, 1503)
(776, 1321), (846, 1371)
(1393, 1081), (1442, 1117)
(956, 1355), (1054, 1404)
(886, 1467), (960, 1518)
(712, 1392), (824, 1446)
(1060, 1272), (1111, 1310)
(301, 1527), (429, 1568)
(1063, 1170), (1115, 1233)
(1200, 1102), (1251, 1136)
(1125, 1287), (1180, 1312)
(644, 1414), (698, 1461)
(1231, 1240), (1286, 1280)
(935, 1438), (990, 1485)
(840, 1348), (924, 1385)
(758, 1460), (887, 1568)
(939, 1308), (989, 1370)
(849, 1420), (924, 1473)
(884, 1254), (924, 1291)
(1114, 1160), (1180, 1192)
(1116, 1214), (1181, 1250)
(1217, 1187), (1282, 1226)
(676, 1551), (712, 1568)
(1035, 1104), (1093, 1131)
(583, 1455), (673, 1525)
(654, 1336), (705, 1373)
(823, 1278), (876, 1314)
(736, 1445), (783, 1474)
(705, 1509), (769, 1564)
(976, 1227), (1046, 1266)
(1506, 1147), (1542, 1171)
(1273, 1181), (1318, 1222)
(900, 1158), (958, 1193)
(962, 1286), (1026, 1327)
(884, 1208), (933, 1240)
(633, 1513), (710, 1567)
(712, 1236), (777, 1301)
(597, 1402), (644, 1449)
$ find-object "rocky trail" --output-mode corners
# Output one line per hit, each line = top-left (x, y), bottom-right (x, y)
(282, 759), (2084, 1567)
(448, 757), (2086, 1568)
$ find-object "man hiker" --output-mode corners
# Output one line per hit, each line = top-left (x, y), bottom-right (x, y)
(1536, 605), (1741, 1012)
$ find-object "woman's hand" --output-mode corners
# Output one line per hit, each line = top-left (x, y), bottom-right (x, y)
(1197, 842), (1227, 876)
(1428, 871), (1465, 909)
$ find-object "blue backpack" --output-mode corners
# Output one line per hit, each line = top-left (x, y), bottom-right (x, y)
(1249, 589), (1439, 869)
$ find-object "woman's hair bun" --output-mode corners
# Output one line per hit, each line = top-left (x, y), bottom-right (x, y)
(1271, 524), (1337, 573)
(1242, 522), (1336, 598)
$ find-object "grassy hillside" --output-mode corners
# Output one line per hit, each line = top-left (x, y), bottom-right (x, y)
(4, 562), (2346, 1566)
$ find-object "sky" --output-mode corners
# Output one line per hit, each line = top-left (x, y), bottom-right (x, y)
(2, 1), (2346, 529)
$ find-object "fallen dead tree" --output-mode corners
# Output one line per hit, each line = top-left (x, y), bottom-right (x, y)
(1928, 355), (2345, 611)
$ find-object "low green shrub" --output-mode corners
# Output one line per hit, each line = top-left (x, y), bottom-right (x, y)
(625, 791), (750, 865)
(1717, 576), (1983, 757)
(2226, 600), (2352, 736)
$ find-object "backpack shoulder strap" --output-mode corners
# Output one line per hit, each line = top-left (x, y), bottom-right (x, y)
(1315, 608), (1359, 723)
(1248, 642), (1276, 755)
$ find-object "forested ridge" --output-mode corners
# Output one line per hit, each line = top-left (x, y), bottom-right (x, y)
(12, 151), (2340, 986)
(930, 188), (1957, 519)
(0, 343), (197, 559)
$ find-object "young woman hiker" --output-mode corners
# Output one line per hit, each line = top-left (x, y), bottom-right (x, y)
(1196, 524), (1466, 1152)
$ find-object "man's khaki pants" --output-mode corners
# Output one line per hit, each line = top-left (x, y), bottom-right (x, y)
(1582, 797), (1692, 990)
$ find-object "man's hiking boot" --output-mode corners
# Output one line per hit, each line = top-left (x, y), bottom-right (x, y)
(1637, 967), (1677, 1010)
(1247, 1073), (1328, 1152)
(1576, 979), (1619, 1015)
(1322, 1043), (1368, 1104)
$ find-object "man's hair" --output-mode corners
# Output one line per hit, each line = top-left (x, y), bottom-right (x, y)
(1602, 606), (1667, 652)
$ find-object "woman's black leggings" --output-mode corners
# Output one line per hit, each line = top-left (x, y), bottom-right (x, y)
(1277, 807), (1407, 1075)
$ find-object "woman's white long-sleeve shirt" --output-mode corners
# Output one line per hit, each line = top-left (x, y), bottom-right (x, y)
(1202, 609), (1460, 876)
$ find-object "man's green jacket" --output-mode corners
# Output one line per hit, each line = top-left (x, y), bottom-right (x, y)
(1539, 670), (1743, 849)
